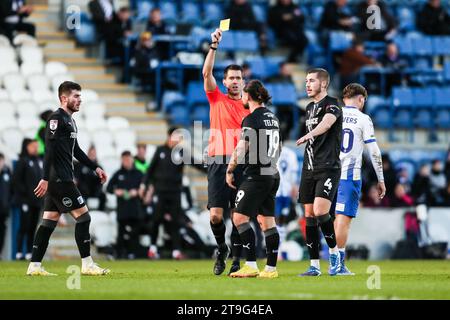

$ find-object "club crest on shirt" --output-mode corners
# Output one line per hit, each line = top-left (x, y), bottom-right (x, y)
(49, 120), (58, 130)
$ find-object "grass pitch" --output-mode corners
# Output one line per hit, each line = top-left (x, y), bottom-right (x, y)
(0, 260), (449, 300)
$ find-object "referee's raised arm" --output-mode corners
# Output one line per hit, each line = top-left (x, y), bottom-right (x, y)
(202, 28), (222, 92)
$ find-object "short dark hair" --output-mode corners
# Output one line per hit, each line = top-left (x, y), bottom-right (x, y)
(121, 151), (132, 157)
(58, 81), (81, 101)
(243, 80), (271, 104)
(307, 68), (330, 88)
(224, 64), (243, 78)
(168, 126), (180, 136)
(342, 83), (368, 99)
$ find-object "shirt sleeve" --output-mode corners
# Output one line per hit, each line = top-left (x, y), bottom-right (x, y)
(325, 104), (342, 118)
(363, 115), (377, 144)
(42, 113), (60, 180)
(240, 116), (254, 142)
(205, 86), (222, 105)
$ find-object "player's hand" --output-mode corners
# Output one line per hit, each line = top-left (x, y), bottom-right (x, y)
(34, 179), (48, 198)
(226, 171), (236, 189)
(377, 182), (386, 200)
(296, 133), (313, 146)
(129, 189), (138, 197)
(95, 167), (107, 184)
(115, 189), (124, 197)
(211, 28), (222, 44)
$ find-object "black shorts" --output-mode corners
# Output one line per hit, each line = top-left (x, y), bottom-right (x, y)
(207, 161), (243, 210)
(298, 169), (340, 204)
(235, 176), (280, 217)
(43, 181), (86, 213)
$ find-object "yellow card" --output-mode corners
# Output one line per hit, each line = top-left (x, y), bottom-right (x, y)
(219, 19), (230, 31)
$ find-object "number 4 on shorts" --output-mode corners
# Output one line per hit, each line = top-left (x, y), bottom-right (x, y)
(324, 178), (332, 190)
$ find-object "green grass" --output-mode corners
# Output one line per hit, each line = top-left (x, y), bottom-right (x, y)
(0, 260), (449, 300)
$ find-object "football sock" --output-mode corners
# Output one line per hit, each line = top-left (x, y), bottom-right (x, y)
(31, 219), (57, 263)
(230, 223), (242, 263)
(210, 220), (226, 247)
(305, 217), (320, 261)
(237, 222), (256, 262)
(75, 213), (91, 259)
(317, 213), (337, 249)
(264, 227), (279, 268)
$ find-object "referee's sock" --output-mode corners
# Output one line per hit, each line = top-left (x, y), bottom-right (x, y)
(305, 217), (320, 268)
(230, 223), (242, 263)
(31, 219), (57, 262)
(317, 213), (338, 251)
(264, 227), (280, 268)
(237, 222), (256, 263)
(75, 212), (91, 259)
(210, 220), (226, 247)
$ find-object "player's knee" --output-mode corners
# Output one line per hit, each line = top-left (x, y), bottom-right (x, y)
(41, 219), (57, 229)
(210, 208), (223, 224)
(75, 211), (91, 224)
(232, 213), (248, 227)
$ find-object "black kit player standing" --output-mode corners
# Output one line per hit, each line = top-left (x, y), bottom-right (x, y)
(296, 68), (343, 277)
(226, 80), (282, 278)
(27, 81), (109, 276)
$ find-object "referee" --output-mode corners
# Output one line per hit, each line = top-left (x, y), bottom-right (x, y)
(27, 81), (109, 276)
(203, 28), (250, 275)
(296, 69), (343, 276)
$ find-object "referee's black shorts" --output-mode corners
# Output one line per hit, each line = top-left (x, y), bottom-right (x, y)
(43, 181), (86, 213)
(298, 168), (340, 204)
(235, 176), (280, 218)
(207, 157), (244, 210)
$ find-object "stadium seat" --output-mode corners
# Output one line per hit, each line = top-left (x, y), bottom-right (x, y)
(107, 117), (130, 131)
(114, 129), (137, 150)
(136, 1), (154, 21)
(186, 81), (208, 107)
(51, 74), (75, 91)
(76, 130), (91, 152)
(162, 90), (185, 113)
(160, 1), (178, 24)
(309, 5), (324, 28)
(45, 62), (68, 78)
(373, 109), (394, 129)
(81, 89), (99, 103)
(0, 101), (16, 118)
(38, 100), (57, 113)
(397, 7), (416, 31)
(394, 36), (413, 56)
(85, 117), (108, 130)
(411, 36), (433, 56)
(100, 156), (121, 177)
(16, 101), (39, 118)
(0, 47), (16, 64)
(32, 90), (56, 104)
(0, 90), (9, 100)
(20, 63), (44, 77)
(435, 109), (450, 129)
(413, 87), (434, 109)
(27, 74), (51, 92)
(19, 46), (44, 64)
(444, 62), (450, 83)
(0, 35), (10, 47)
(203, 2), (224, 26)
(414, 109), (434, 128)
(191, 104), (210, 126)
(392, 87), (413, 109)
(0, 62), (19, 78)
(181, 2), (201, 24)
(235, 31), (259, 52)
(82, 102), (106, 119)
(1, 127), (24, 154)
(0, 115), (17, 131)
(18, 117), (39, 131)
(13, 34), (38, 47)
(366, 95), (387, 115)
(394, 109), (414, 128)
(433, 87), (450, 108)
(252, 3), (267, 23)
(75, 22), (97, 45)
(272, 83), (297, 106)
(9, 89), (32, 103)
(92, 129), (114, 148)
(330, 31), (353, 52)
(218, 31), (234, 52)
(3, 73), (26, 92)
(432, 36), (450, 56)
(170, 104), (191, 126)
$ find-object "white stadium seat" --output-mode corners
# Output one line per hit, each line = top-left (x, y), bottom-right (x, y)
(76, 130), (91, 151)
(21, 62), (44, 77)
(1, 127), (24, 154)
(19, 46), (43, 63)
(9, 89), (32, 103)
(114, 129), (137, 150)
(91, 129), (114, 147)
(27, 74), (51, 92)
(32, 90), (56, 103)
(13, 34), (38, 47)
(0, 116), (17, 131)
(3, 73), (26, 91)
(95, 144), (116, 159)
(0, 62), (19, 78)
(38, 100), (57, 113)
(100, 156), (121, 177)
(16, 101), (39, 118)
(82, 102), (106, 119)
(45, 61), (68, 78)
(18, 117), (39, 131)
(80, 89), (99, 103)
(0, 90), (9, 100)
(107, 116), (130, 131)
(0, 35), (11, 47)
(85, 117), (108, 130)
(51, 73), (75, 91)
(0, 47), (16, 64)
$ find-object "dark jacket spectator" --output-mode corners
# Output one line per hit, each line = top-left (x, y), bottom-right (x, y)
(134, 143), (149, 175)
(411, 164), (432, 205)
(12, 139), (43, 260)
(146, 7), (168, 35)
(0, 153), (12, 257)
(89, 0), (115, 36)
(417, 0), (450, 35)
(356, 0), (397, 41)
(444, 150), (450, 183)
(0, 0), (35, 40)
(429, 159), (447, 205)
(131, 31), (161, 91)
(268, 0), (308, 62)
(74, 145), (106, 211)
(320, 0), (356, 32)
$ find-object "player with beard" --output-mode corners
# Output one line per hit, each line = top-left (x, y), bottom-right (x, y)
(26, 81), (109, 276)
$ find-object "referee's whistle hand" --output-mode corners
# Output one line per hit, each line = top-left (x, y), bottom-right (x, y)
(34, 179), (48, 198)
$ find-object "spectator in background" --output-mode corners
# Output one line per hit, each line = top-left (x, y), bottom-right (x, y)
(134, 143), (149, 175)
(356, 0), (397, 41)
(444, 149), (450, 183)
(268, 0), (308, 63)
(365, 154), (397, 202)
(107, 6), (132, 64)
(35, 110), (52, 158)
(12, 139), (43, 261)
(391, 183), (414, 207)
(74, 145), (106, 211)
(146, 7), (169, 60)
(320, 0), (356, 32)
(417, 0), (450, 35)
(442, 182), (450, 206)
(379, 41), (408, 95)
(107, 151), (144, 259)
(242, 63), (253, 82)
(339, 39), (380, 89)
(429, 159), (447, 206)
(397, 165), (412, 195)
(131, 31), (161, 92)
(0, 153), (12, 258)
(0, 0), (35, 40)
(226, 0), (267, 53)
(412, 164), (432, 205)
(362, 183), (390, 207)
(89, 0), (115, 38)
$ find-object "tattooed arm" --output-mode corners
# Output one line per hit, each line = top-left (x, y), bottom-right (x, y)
(226, 140), (248, 189)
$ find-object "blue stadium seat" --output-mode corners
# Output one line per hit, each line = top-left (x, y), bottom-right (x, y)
(397, 7), (416, 31)
(252, 3), (267, 23)
(433, 87), (450, 108)
(432, 36), (450, 56)
(414, 109), (434, 128)
(444, 62), (450, 83)
(394, 109), (414, 128)
(235, 31), (259, 52)
(310, 5), (324, 28)
(330, 31), (353, 52)
(162, 90), (185, 113)
(435, 109), (450, 129)
(218, 31), (235, 52)
(203, 2), (224, 26)
(412, 36), (433, 56)
(186, 81), (207, 106)
(170, 104), (191, 127)
(413, 87), (434, 109)
(372, 108), (393, 128)
(392, 87), (413, 109)
(160, 1), (177, 24)
(75, 22), (96, 45)
(272, 84), (297, 106)
(394, 36), (413, 56)
(181, 1), (201, 24)
(365, 95), (388, 115)
(136, 1), (154, 21)
(191, 104), (210, 126)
